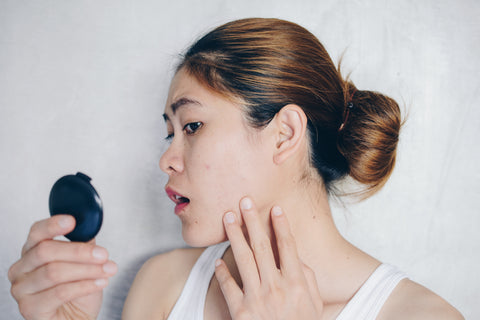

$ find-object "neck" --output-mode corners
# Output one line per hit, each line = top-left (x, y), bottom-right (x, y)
(262, 178), (347, 270)
(246, 176), (380, 305)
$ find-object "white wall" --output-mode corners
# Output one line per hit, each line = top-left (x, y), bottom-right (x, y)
(1, 0), (478, 318)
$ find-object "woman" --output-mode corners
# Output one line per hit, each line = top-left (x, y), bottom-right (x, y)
(9, 18), (463, 320)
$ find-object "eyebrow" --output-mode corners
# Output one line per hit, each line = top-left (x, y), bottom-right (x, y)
(162, 97), (202, 121)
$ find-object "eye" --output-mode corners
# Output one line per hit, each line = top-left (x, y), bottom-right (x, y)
(164, 132), (174, 141)
(183, 122), (203, 135)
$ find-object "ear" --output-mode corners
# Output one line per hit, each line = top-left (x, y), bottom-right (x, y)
(272, 104), (308, 165)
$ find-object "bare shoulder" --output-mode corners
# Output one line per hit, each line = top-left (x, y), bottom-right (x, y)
(377, 279), (464, 320)
(122, 246), (206, 320)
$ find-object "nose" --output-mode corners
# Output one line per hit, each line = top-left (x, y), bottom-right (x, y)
(159, 142), (184, 175)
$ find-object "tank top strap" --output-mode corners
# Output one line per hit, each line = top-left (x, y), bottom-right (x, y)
(167, 241), (230, 320)
(336, 263), (408, 320)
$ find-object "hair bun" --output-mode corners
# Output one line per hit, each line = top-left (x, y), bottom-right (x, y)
(337, 89), (403, 198)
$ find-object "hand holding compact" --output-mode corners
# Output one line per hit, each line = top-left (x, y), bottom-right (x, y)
(215, 197), (324, 319)
(8, 173), (115, 319)
(8, 215), (116, 320)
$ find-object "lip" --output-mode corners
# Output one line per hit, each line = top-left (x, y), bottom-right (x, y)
(165, 186), (190, 215)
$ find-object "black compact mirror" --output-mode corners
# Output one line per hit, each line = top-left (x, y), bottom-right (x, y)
(49, 172), (103, 242)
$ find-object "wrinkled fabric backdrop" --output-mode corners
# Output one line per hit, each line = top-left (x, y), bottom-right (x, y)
(1, 0), (479, 318)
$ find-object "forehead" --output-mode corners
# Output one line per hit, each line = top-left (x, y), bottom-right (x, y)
(164, 68), (243, 117)
(165, 69), (212, 114)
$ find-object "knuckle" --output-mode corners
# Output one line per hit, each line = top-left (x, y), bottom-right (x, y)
(252, 237), (270, 254)
(34, 241), (51, 264)
(278, 234), (295, 250)
(72, 244), (82, 257)
(7, 263), (17, 283)
(45, 218), (58, 235)
(29, 221), (40, 235)
(219, 272), (233, 287)
(27, 223), (41, 244)
(223, 278), (236, 292)
(21, 243), (28, 256)
(216, 270), (227, 284)
(268, 288), (284, 304)
(237, 251), (252, 264)
(290, 283), (307, 300)
(10, 282), (20, 299)
(72, 243), (88, 258)
(45, 263), (62, 283)
(245, 289), (259, 302)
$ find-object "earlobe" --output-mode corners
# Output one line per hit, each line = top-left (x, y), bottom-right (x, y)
(273, 105), (307, 165)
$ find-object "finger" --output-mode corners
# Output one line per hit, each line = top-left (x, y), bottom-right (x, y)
(223, 211), (260, 291)
(19, 278), (108, 318)
(11, 261), (117, 298)
(9, 241), (108, 282)
(301, 262), (323, 314)
(22, 215), (76, 256)
(214, 259), (243, 314)
(239, 197), (278, 284)
(270, 206), (303, 277)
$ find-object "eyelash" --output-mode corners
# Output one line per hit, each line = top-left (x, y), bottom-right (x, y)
(165, 122), (203, 141)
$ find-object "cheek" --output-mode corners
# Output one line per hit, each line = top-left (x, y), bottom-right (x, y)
(187, 119), (273, 216)
(215, 156), (251, 206)
(192, 135), (255, 206)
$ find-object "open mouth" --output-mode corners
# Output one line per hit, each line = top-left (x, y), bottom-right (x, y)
(171, 194), (190, 205)
(166, 187), (190, 206)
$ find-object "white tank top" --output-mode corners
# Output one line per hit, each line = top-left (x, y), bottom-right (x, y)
(167, 242), (407, 320)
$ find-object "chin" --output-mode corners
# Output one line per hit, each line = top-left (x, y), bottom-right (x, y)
(181, 224), (228, 248)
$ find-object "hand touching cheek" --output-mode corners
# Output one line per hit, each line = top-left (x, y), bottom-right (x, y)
(215, 197), (324, 320)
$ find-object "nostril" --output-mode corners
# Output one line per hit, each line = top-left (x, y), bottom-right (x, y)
(159, 154), (173, 174)
(159, 144), (184, 174)
(160, 160), (182, 175)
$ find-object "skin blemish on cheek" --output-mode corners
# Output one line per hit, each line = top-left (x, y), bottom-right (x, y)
(205, 164), (210, 170)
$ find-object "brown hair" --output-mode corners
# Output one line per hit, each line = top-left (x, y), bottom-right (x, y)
(177, 18), (402, 198)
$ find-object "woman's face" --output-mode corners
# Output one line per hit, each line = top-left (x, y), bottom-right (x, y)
(160, 68), (276, 247)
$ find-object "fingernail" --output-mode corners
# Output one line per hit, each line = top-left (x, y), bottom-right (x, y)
(224, 212), (235, 224)
(272, 206), (283, 216)
(95, 278), (107, 287)
(241, 197), (252, 210)
(92, 247), (108, 260)
(215, 259), (222, 267)
(103, 261), (118, 274)
(58, 216), (72, 229)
